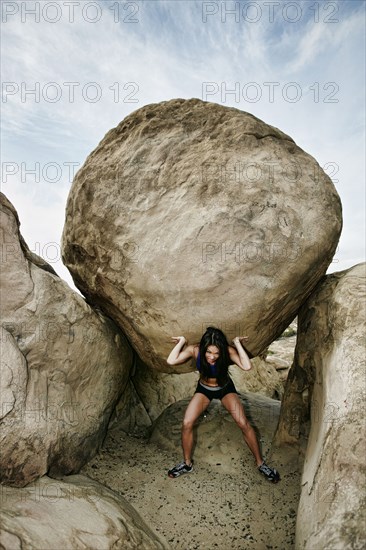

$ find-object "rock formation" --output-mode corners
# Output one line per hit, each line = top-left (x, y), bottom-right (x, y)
(0, 474), (168, 549)
(274, 263), (366, 548)
(0, 193), (133, 487)
(265, 320), (297, 384)
(62, 98), (342, 373)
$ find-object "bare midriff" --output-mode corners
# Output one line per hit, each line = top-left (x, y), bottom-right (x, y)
(199, 377), (220, 387)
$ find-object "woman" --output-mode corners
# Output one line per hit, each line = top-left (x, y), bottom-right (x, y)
(166, 327), (280, 482)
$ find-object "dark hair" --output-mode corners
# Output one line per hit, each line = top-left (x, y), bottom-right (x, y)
(199, 326), (230, 386)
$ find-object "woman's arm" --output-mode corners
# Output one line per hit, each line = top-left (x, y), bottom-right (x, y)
(228, 337), (252, 371)
(166, 336), (195, 366)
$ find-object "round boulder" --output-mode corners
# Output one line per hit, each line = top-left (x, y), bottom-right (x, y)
(62, 98), (342, 372)
(273, 263), (366, 549)
(0, 194), (133, 487)
(0, 475), (168, 549)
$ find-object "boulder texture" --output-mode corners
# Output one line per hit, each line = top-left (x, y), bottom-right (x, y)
(150, 392), (280, 474)
(230, 356), (285, 400)
(108, 378), (152, 434)
(0, 194), (133, 487)
(265, 320), (297, 384)
(130, 356), (199, 423)
(62, 98), (342, 372)
(275, 264), (366, 549)
(0, 474), (168, 549)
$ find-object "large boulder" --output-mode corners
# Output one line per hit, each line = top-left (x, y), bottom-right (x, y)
(0, 475), (168, 549)
(274, 264), (365, 548)
(0, 194), (133, 487)
(62, 98), (342, 372)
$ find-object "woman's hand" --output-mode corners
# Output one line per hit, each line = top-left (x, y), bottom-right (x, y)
(232, 336), (248, 346)
(171, 336), (186, 345)
(230, 337), (252, 371)
(167, 336), (192, 366)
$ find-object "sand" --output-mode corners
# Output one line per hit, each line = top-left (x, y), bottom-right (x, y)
(81, 419), (304, 550)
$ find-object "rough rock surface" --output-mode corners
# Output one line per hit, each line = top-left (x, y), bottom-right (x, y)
(265, 320), (297, 384)
(266, 335), (297, 383)
(150, 392), (281, 473)
(274, 264), (366, 549)
(62, 98), (342, 373)
(230, 356), (285, 400)
(0, 474), (168, 549)
(108, 378), (152, 434)
(0, 194), (133, 486)
(130, 357), (199, 423)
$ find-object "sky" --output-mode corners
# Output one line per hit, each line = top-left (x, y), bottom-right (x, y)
(1, 0), (365, 291)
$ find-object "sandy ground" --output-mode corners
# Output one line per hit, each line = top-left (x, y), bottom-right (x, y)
(81, 419), (304, 550)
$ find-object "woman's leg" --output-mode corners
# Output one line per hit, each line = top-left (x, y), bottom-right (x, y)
(181, 392), (210, 465)
(221, 393), (263, 466)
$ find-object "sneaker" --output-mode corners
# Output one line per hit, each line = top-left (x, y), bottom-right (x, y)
(168, 461), (193, 478)
(258, 461), (280, 483)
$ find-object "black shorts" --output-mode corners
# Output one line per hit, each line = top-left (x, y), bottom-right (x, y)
(194, 379), (238, 401)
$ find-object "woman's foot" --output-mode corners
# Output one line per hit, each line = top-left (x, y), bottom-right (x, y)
(258, 461), (280, 483)
(168, 461), (193, 478)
